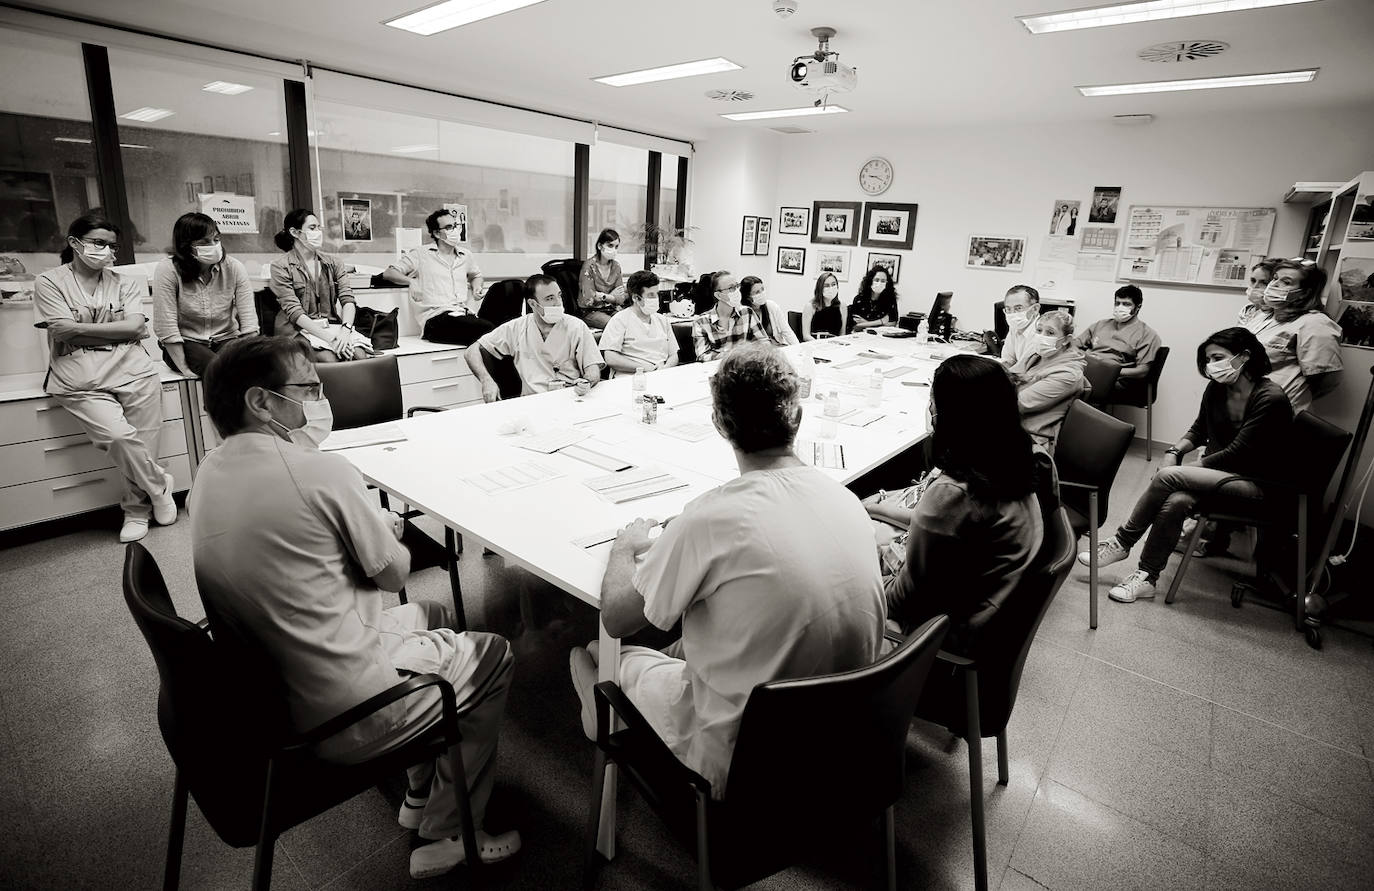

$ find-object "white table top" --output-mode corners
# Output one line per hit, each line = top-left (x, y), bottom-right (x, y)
(341, 335), (972, 609)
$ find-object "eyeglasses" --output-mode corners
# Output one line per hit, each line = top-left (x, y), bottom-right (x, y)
(279, 380), (323, 400)
(78, 237), (120, 251)
(437, 223), (462, 231)
(1001, 305), (1029, 314)
(715, 283), (740, 294)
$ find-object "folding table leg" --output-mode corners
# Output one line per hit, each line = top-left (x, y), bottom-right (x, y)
(595, 619), (621, 860)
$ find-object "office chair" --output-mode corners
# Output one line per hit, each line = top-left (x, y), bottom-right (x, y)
(787, 310), (804, 342)
(1108, 346), (1169, 460)
(1082, 356), (1121, 409)
(478, 279), (526, 325)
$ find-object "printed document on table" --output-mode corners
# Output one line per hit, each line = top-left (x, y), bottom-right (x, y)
(794, 439), (846, 469)
(463, 461), (562, 495)
(659, 422), (716, 443)
(584, 466), (688, 504)
(518, 426), (592, 454)
(832, 408), (885, 427)
(320, 424), (407, 451)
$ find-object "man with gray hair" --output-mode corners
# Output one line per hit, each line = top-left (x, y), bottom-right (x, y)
(568, 344), (885, 796)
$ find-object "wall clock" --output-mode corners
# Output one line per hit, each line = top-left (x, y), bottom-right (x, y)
(859, 156), (893, 196)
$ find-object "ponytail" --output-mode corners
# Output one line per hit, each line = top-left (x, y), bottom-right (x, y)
(276, 208), (313, 252)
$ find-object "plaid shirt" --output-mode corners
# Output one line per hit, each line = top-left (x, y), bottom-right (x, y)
(691, 303), (792, 362)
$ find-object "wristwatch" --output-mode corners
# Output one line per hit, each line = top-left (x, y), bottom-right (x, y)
(1164, 447), (1181, 457)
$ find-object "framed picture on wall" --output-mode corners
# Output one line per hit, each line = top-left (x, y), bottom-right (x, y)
(740, 215), (758, 255)
(860, 202), (918, 250)
(810, 200), (862, 246)
(754, 218), (772, 256)
(779, 206), (810, 235)
(777, 246), (805, 275)
(867, 252), (902, 284)
(965, 234), (1026, 272)
(816, 248), (851, 282)
(340, 198), (373, 242)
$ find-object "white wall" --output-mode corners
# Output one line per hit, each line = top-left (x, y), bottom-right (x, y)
(688, 129), (782, 287)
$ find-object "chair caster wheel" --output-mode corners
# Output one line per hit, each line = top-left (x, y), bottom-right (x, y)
(1305, 626), (1322, 649)
(1230, 583), (1249, 609)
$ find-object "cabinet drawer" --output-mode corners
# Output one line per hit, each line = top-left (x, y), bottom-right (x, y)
(0, 419), (187, 488)
(397, 350), (472, 385)
(401, 377), (482, 411)
(0, 383), (183, 447)
(0, 454), (191, 532)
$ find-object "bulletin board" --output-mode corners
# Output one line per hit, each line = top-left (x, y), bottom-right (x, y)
(1118, 205), (1276, 289)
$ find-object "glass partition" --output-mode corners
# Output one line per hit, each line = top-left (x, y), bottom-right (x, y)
(587, 140), (648, 270)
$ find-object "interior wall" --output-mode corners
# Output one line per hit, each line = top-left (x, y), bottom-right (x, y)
(688, 129), (781, 288)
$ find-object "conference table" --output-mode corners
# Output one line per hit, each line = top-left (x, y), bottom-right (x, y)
(337, 332), (968, 857)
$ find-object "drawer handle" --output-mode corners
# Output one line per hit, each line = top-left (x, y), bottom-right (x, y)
(43, 441), (93, 454)
(431, 382), (459, 390)
(429, 356), (459, 363)
(51, 477), (105, 493)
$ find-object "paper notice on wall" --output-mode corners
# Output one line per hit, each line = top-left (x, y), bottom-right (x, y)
(1034, 261), (1076, 292)
(396, 227), (424, 258)
(1040, 235), (1081, 265)
(198, 193), (258, 234)
(1074, 254), (1117, 282)
(1078, 226), (1120, 255)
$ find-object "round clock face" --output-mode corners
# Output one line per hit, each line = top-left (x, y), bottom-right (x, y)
(860, 157), (893, 195)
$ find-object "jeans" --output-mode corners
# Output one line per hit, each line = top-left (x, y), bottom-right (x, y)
(1113, 464), (1264, 581)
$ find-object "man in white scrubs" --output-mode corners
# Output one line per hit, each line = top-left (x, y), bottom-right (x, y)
(598, 269), (679, 374)
(466, 273), (603, 398)
(999, 284), (1040, 367)
(568, 345), (886, 797)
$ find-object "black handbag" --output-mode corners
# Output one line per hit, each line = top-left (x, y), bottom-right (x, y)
(353, 306), (399, 350)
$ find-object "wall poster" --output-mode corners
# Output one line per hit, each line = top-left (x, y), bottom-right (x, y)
(1118, 205), (1275, 289)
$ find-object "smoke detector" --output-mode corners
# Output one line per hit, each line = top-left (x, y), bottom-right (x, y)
(772, 0), (799, 18)
(705, 89), (756, 102)
(1137, 40), (1229, 63)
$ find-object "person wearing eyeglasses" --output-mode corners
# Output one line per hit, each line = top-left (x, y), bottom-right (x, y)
(690, 270), (795, 362)
(269, 208), (359, 362)
(999, 284), (1040, 366)
(34, 212), (176, 543)
(1252, 259), (1342, 413)
(382, 209), (491, 346)
(152, 212), (258, 377)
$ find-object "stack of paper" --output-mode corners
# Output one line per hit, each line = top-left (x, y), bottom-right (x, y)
(319, 424), (408, 451)
(464, 461), (562, 495)
(560, 443), (633, 471)
(519, 426), (591, 454)
(584, 466), (688, 504)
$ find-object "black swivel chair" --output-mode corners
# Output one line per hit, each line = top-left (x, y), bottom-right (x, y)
(122, 543), (480, 891)
(254, 288), (280, 336)
(478, 279), (526, 326)
(787, 310), (804, 342)
(1108, 346), (1169, 460)
(1082, 355), (1121, 409)
(1055, 400), (1136, 629)
(586, 616), (950, 891)
(541, 257), (586, 318)
(673, 320), (698, 364)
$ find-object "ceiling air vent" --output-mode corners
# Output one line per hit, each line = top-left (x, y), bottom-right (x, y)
(705, 89), (755, 102)
(770, 126), (814, 134)
(1137, 40), (1229, 63)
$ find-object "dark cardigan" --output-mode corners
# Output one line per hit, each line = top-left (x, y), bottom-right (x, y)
(1184, 377), (1293, 477)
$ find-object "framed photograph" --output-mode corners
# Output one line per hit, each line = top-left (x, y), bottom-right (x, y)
(779, 206), (810, 235)
(1090, 186), (1121, 224)
(867, 252), (902, 284)
(777, 246), (806, 275)
(965, 234), (1026, 272)
(341, 197), (373, 242)
(1048, 199), (1080, 236)
(816, 248), (851, 282)
(1350, 194), (1374, 240)
(754, 218), (772, 256)
(810, 200), (862, 246)
(740, 215), (758, 255)
(860, 202), (918, 250)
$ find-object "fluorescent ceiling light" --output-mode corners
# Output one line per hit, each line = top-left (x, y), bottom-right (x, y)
(1020, 0), (1320, 34)
(120, 106), (174, 122)
(391, 143), (439, 153)
(54, 136), (91, 144)
(721, 105), (849, 122)
(384, 0), (550, 35)
(595, 57), (742, 87)
(202, 80), (254, 95)
(1077, 68), (1317, 95)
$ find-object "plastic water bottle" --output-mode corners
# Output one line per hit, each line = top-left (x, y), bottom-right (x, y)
(796, 346), (815, 399)
(824, 390), (842, 418)
(916, 318), (929, 345)
(866, 370), (884, 408)
(632, 367), (646, 404)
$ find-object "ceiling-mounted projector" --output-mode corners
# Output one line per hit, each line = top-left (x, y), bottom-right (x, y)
(789, 27), (856, 97)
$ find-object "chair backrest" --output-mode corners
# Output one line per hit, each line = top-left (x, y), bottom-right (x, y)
(314, 354), (402, 431)
(478, 278), (526, 325)
(254, 288), (280, 336)
(540, 258), (584, 316)
(722, 615), (948, 822)
(1290, 410), (1352, 498)
(672, 319), (697, 364)
(1082, 355), (1121, 408)
(787, 310), (804, 342)
(1145, 346), (1170, 396)
(480, 345), (524, 399)
(1055, 400), (1135, 525)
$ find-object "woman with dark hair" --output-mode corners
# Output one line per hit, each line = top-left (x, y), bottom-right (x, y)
(847, 265), (898, 333)
(801, 272), (843, 341)
(34, 212), (176, 542)
(578, 227), (626, 329)
(1236, 257), (1278, 334)
(691, 270), (794, 361)
(1083, 327), (1293, 604)
(1254, 258), (1342, 412)
(864, 354), (1043, 650)
(152, 212), (258, 376)
(269, 208), (359, 362)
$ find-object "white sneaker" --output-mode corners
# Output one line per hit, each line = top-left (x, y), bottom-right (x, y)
(151, 470), (177, 526)
(1078, 537), (1129, 568)
(398, 787), (429, 830)
(409, 830), (521, 878)
(119, 518), (149, 543)
(1108, 570), (1156, 603)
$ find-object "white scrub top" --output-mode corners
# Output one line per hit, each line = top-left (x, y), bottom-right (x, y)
(34, 263), (156, 395)
(477, 313), (602, 394)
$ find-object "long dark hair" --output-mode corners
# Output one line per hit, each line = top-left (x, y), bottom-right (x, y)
(855, 264), (896, 306)
(812, 272), (838, 312)
(1196, 327), (1271, 381)
(171, 212), (222, 283)
(931, 354), (1035, 502)
(274, 208), (314, 252)
(740, 275), (764, 307)
(59, 212), (120, 264)
(594, 228), (620, 259)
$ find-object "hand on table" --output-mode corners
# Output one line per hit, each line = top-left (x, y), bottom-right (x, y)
(614, 517), (658, 555)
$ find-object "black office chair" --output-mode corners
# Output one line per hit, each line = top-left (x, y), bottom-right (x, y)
(1082, 355), (1121, 409)
(1166, 412), (1351, 647)
(254, 288), (280, 336)
(122, 543), (480, 891)
(906, 507), (1077, 891)
(541, 257), (585, 318)
(475, 346), (524, 400)
(673, 319), (698, 364)
(787, 310), (804, 342)
(586, 616), (950, 891)
(1055, 400), (1136, 629)
(315, 355), (466, 629)
(1108, 346), (1169, 460)
(478, 279), (526, 325)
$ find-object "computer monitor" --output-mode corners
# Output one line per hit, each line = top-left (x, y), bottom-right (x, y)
(927, 291), (955, 340)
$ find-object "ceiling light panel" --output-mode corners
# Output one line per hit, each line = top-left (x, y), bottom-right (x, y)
(384, 0), (550, 36)
(1020, 0), (1321, 35)
(721, 105), (849, 122)
(201, 80), (254, 94)
(119, 107), (175, 122)
(595, 58), (742, 87)
(1077, 68), (1317, 95)
(391, 143), (440, 153)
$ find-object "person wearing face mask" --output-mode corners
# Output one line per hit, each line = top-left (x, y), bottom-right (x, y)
(34, 212), (176, 543)
(846, 266), (899, 333)
(1075, 284), (1161, 388)
(1081, 327), (1292, 604)
(152, 212), (258, 377)
(1008, 310), (1089, 451)
(578, 228), (627, 330)
(598, 269), (679, 373)
(269, 208), (359, 363)
(1253, 259), (1342, 413)
(999, 284), (1040, 366)
(467, 273), (603, 399)
(1236, 257), (1278, 335)
(382, 209), (491, 346)
(190, 336), (522, 879)
(801, 272), (843, 341)
(691, 271), (795, 362)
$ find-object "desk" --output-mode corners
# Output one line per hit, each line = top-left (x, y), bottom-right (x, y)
(339, 334), (962, 856)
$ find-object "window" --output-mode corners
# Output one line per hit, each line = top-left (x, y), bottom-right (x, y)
(107, 47), (293, 272)
(587, 141), (648, 268)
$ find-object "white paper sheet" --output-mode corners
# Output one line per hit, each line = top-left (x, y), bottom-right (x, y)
(319, 424), (407, 451)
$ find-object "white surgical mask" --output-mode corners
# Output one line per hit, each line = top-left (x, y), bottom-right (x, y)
(79, 242), (114, 268)
(540, 304), (564, 323)
(822, 285), (838, 299)
(601, 247), (617, 260)
(1205, 356), (1243, 385)
(872, 281), (887, 294)
(1112, 305), (1134, 322)
(1246, 286), (1268, 307)
(1033, 333), (1062, 355)
(193, 243), (223, 264)
(1005, 310), (1030, 330)
(725, 291), (744, 309)
(1263, 281), (1295, 306)
(268, 391), (333, 449)
(300, 229), (323, 249)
